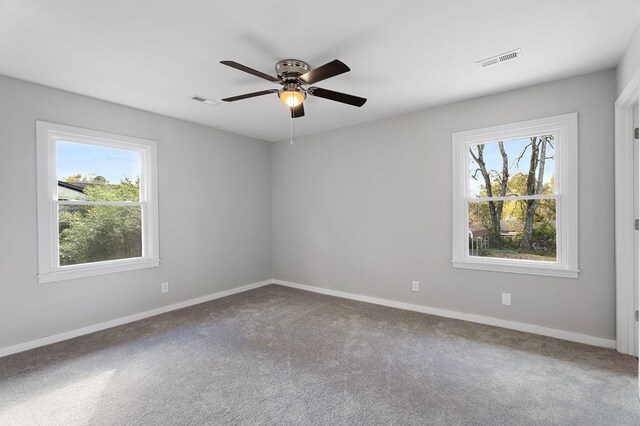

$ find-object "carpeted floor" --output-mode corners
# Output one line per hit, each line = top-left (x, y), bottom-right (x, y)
(0, 284), (638, 425)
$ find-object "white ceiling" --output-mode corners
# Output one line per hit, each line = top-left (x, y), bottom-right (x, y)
(1, 1), (639, 142)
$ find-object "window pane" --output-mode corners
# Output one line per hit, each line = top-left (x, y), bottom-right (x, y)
(468, 199), (556, 262)
(58, 205), (142, 266)
(56, 141), (141, 202)
(468, 135), (555, 198)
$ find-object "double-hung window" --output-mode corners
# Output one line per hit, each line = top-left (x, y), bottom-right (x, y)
(36, 121), (159, 283)
(452, 113), (578, 278)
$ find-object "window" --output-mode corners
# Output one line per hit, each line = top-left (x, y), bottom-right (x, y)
(452, 113), (578, 278)
(36, 121), (159, 283)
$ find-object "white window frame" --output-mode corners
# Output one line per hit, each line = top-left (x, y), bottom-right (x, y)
(36, 121), (160, 283)
(451, 113), (578, 278)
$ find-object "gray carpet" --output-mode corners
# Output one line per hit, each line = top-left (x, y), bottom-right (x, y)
(0, 284), (638, 425)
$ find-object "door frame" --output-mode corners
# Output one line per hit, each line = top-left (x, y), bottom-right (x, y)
(615, 67), (640, 355)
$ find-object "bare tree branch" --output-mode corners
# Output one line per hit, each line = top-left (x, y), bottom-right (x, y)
(514, 142), (533, 168)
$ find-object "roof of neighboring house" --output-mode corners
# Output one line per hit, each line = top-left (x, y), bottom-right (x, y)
(57, 181), (99, 192)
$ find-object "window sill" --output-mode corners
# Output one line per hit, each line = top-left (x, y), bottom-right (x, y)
(38, 258), (160, 283)
(452, 259), (579, 278)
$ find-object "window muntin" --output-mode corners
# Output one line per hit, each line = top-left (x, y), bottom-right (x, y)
(37, 121), (159, 283)
(452, 113), (578, 278)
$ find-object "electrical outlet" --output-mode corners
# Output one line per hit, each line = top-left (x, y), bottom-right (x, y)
(161, 282), (169, 294)
(411, 280), (420, 292)
(501, 292), (511, 306)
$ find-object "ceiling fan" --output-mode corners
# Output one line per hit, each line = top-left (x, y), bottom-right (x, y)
(220, 59), (367, 118)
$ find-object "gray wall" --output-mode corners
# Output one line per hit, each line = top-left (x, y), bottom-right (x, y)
(617, 22), (640, 96)
(0, 76), (272, 348)
(0, 68), (619, 348)
(272, 69), (616, 340)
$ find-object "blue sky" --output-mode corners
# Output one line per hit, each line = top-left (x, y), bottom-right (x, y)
(468, 137), (555, 197)
(56, 141), (140, 183)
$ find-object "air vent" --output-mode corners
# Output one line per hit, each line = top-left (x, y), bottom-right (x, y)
(192, 96), (218, 106)
(477, 49), (521, 68)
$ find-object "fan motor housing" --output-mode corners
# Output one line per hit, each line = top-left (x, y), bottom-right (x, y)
(275, 59), (310, 82)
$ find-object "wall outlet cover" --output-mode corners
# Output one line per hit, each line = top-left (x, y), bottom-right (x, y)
(411, 281), (420, 292)
(502, 292), (511, 306)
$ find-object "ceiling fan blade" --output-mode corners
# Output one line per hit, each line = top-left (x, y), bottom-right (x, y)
(308, 87), (367, 107)
(221, 89), (278, 102)
(220, 61), (280, 83)
(299, 59), (350, 85)
(291, 103), (305, 118)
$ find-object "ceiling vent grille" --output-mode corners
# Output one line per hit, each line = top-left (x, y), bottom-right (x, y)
(477, 49), (521, 68)
(192, 96), (218, 106)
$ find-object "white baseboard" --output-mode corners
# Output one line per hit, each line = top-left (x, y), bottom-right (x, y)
(0, 279), (272, 358)
(1, 278), (617, 358)
(273, 279), (617, 349)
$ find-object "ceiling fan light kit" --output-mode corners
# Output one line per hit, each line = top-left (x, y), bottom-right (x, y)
(278, 82), (306, 107)
(220, 58), (367, 119)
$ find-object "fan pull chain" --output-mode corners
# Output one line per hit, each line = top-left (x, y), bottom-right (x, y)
(290, 111), (295, 144)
